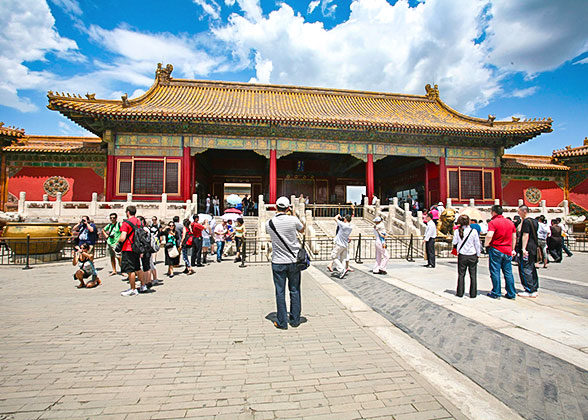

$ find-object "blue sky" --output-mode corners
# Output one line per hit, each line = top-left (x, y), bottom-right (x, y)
(1, 0), (587, 155)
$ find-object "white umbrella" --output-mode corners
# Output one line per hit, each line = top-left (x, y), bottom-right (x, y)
(198, 213), (213, 222)
(221, 213), (240, 222)
(226, 194), (241, 206)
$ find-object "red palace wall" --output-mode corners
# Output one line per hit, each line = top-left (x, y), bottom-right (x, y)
(8, 167), (104, 201)
(502, 179), (564, 207)
(570, 178), (588, 212)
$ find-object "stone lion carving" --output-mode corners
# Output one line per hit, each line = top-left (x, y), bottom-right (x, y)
(436, 208), (457, 237)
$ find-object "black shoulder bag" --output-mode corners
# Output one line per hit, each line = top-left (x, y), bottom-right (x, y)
(269, 218), (310, 271)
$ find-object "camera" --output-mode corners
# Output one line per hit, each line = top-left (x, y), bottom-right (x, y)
(115, 242), (123, 253)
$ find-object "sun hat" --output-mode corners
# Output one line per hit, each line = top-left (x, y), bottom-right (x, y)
(276, 196), (290, 210)
(373, 216), (382, 222)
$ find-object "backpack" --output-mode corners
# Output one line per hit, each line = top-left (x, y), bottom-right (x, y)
(124, 220), (151, 254)
(150, 232), (160, 253)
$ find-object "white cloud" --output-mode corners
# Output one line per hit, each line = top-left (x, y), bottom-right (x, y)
(193, 0), (221, 20)
(0, 0), (80, 111)
(510, 87), (538, 98)
(308, 1), (320, 14)
(216, 0), (499, 112)
(249, 52), (273, 83)
(573, 56), (588, 65)
(58, 120), (90, 136)
(486, 0), (588, 74)
(49, 0), (82, 17)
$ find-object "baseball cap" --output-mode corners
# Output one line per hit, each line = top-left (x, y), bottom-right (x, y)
(276, 196), (290, 209)
(373, 216), (382, 222)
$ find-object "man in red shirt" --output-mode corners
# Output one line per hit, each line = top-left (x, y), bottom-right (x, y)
(118, 205), (146, 297)
(190, 215), (205, 267)
(484, 205), (517, 299)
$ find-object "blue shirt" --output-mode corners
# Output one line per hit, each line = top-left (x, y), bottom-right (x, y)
(470, 223), (481, 234)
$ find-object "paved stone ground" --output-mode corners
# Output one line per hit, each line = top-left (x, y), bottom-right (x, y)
(0, 258), (466, 420)
(324, 265), (588, 420)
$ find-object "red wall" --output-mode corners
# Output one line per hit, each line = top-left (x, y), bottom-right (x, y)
(503, 180), (564, 207)
(570, 178), (588, 212)
(9, 167), (104, 201)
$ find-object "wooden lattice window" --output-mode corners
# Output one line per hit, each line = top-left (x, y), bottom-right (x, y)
(447, 168), (494, 201)
(117, 158), (182, 196)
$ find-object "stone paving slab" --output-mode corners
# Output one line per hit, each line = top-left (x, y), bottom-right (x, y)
(324, 265), (588, 420)
(0, 260), (464, 419)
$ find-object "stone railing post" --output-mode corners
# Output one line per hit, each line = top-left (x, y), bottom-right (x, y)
(54, 192), (62, 217)
(18, 192), (26, 215)
(184, 199), (192, 220)
(375, 198), (381, 216)
(494, 198), (500, 205)
(540, 200), (547, 215)
(446, 198), (452, 208)
(403, 202), (411, 235)
(469, 198), (475, 207)
(518, 199), (524, 207)
(562, 200), (569, 217)
(392, 197), (398, 207)
(192, 193), (198, 215)
(89, 193), (98, 217)
(42, 194), (49, 202)
(160, 193), (168, 219)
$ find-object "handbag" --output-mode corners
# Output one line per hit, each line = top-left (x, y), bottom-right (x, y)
(167, 245), (179, 258)
(269, 219), (310, 271)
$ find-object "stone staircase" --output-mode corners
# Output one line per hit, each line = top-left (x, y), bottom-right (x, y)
(313, 217), (376, 238)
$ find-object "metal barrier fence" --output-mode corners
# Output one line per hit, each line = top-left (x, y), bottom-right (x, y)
(306, 205), (364, 218)
(568, 234), (588, 252)
(0, 237), (107, 266)
(237, 234), (441, 264)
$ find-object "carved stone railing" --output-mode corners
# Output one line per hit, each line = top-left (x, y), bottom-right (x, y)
(16, 192), (198, 224)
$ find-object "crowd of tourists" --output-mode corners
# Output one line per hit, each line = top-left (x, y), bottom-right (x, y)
(70, 205), (247, 296)
(445, 204), (573, 300)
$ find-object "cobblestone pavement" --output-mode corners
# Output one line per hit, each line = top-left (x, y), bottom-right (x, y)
(0, 259), (465, 420)
(324, 265), (588, 420)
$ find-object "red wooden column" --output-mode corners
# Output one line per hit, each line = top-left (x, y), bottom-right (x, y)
(424, 163), (430, 209)
(366, 153), (374, 203)
(439, 156), (447, 204)
(106, 155), (116, 201)
(182, 147), (191, 201)
(494, 167), (502, 202)
(269, 149), (277, 204)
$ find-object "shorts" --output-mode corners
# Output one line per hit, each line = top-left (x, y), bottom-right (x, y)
(331, 244), (348, 262)
(202, 237), (211, 248)
(107, 244), (121, 258)
(121, 251), (141, 274)
(141, 253), (153, 272)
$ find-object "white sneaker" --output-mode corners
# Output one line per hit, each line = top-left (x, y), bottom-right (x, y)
(517, 291), (532, 297)
(139, 285), (148, 293)
(340, 269), (349, 279)
(530, 292), (538, 298)
(121, 289), (138, 297)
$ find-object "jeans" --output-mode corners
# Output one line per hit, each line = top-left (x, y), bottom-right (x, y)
(488, 247), (516, 298)
(216, 241), (225, 261)
(191, 237), (202, 266)
(182, 246), (191, 268)
(457, 254), (478, 297)
(519, 253), (539, 293)
(271, 263), (301, 328)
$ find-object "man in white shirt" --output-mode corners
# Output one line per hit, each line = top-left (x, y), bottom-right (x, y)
(266, 196), (305, 330)
(372, 216), (389, 274)
(327, 214), (353, 278)
(423, 213), (437, 268)
(557, 217), (574, 257)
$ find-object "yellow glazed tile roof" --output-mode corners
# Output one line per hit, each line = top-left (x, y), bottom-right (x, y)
(553, 138), (588, 158)
(3, 135), (102, 153)
(0, 122), (25, 139)
(47, 63), (553, 138)
(502, 154), (569, 171)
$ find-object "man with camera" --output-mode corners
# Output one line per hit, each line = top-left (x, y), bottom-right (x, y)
(102, 213), (122, 275)
(73, 216), (97, 254)
(118, 205), (147, 297)
(266, 196), (305, 330)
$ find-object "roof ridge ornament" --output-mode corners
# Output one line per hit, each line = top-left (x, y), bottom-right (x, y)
(121, 93), (129, 108)
(425, 84), (439, 100)
(86, 93), (96, 100)
(156, 63), (174, 84)
(488, 115), (496, 126)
